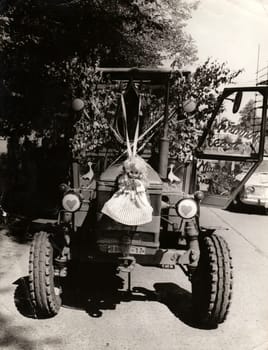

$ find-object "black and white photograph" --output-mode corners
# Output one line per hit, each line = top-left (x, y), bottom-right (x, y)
(0, 1), (268, 349)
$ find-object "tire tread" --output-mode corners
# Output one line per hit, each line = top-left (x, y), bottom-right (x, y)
(29, 231), (61, 318)
(192, 233), (233, 327)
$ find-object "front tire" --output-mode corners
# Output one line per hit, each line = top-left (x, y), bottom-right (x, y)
(191, 233), (233, 328)
(29, 231), (62, 318)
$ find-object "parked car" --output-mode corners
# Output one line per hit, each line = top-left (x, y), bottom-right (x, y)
(239, 158), (268, 212)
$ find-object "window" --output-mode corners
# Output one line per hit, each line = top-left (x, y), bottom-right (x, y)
(200, 91), (263, 157)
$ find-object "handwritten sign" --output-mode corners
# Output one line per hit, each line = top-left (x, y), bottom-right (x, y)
(196, 159), (249, 196)
(205, 120), (259, 155)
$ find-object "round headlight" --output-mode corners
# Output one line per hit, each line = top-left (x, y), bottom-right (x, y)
(245, 186), (255, 194)
(62, 192), (81, 212)
(175, 198), (198, 219)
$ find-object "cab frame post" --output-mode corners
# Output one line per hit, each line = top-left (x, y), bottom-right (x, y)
(158, 78), (171, 178)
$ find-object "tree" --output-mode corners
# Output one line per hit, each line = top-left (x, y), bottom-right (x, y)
(0, 2), (243, 169)
(239, 99), (255, 129)
(166, 58), (243, 161)
(0, 0), (198, 143)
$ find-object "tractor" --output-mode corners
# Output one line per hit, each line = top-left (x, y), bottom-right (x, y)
(27, 68), (268, 328)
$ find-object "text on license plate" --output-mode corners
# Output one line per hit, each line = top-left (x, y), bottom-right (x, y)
(107, 245), (146, 255)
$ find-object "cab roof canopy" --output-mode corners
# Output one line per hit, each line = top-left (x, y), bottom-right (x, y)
(97, 67), (191, 84)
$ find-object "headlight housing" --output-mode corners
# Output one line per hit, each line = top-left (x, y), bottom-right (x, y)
(245, 186), (255, 194)
(62, 192), (82, 212)
(175, 198), (198, 219)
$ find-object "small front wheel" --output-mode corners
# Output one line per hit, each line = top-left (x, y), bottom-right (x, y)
(29, 231), (62, 318)
(191, 233), (233, 328)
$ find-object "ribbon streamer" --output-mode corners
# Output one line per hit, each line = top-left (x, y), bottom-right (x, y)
(120, 92), (141, 158)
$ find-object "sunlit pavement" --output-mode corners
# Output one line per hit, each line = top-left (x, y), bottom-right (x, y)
(0, 207), (268, 350)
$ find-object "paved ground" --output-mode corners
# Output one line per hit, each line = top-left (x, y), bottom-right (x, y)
(0, 207), (268, 350)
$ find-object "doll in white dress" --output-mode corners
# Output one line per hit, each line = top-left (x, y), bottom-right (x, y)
(101, 155), (153, 226)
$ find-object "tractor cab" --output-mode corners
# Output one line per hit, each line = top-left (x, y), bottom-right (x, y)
(27, 68), (268, 328)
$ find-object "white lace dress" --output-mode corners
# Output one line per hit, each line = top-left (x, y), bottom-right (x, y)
(101, 176), (153, 226)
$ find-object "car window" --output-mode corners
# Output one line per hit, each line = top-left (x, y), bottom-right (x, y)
(255, 157), (268, 172)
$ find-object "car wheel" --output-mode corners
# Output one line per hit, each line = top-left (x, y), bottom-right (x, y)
(29, 231), (62, 318)
(191, 233), (233, 328)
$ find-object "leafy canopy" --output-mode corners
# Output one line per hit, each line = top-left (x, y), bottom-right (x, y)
(0, 1), (242, 165)
(0, 0), (198, 143)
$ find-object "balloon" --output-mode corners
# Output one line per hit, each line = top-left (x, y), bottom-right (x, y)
(72, 98), (84, 112)
(183, 98), (197, 113)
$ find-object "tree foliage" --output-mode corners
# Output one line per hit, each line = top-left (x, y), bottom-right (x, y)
(239, 99), (255, 129)
(67, 58), (242, 165)
(166, 59), (243, 161)
(0, 0), (198, 141)
(0, 1), (243, 167)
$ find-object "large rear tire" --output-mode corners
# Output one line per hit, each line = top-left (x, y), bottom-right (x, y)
(191, 233), (233, 328)
(29, 231), (62, 318)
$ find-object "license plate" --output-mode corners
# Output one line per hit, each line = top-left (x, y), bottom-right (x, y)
(107, 245), (146, 255)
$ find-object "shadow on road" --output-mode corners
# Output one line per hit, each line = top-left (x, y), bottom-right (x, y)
(227, 201), (266, 215)
(0, 314), (63, 350)
(14, 277), (36, 319)
(1, 280), (62, 349)
(0, 217), (32, 244)
(153, 282), (195, 327)
(14, 263), (208, 330)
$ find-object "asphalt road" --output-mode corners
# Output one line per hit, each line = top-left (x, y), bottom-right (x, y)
(1, 207), (268, 350)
